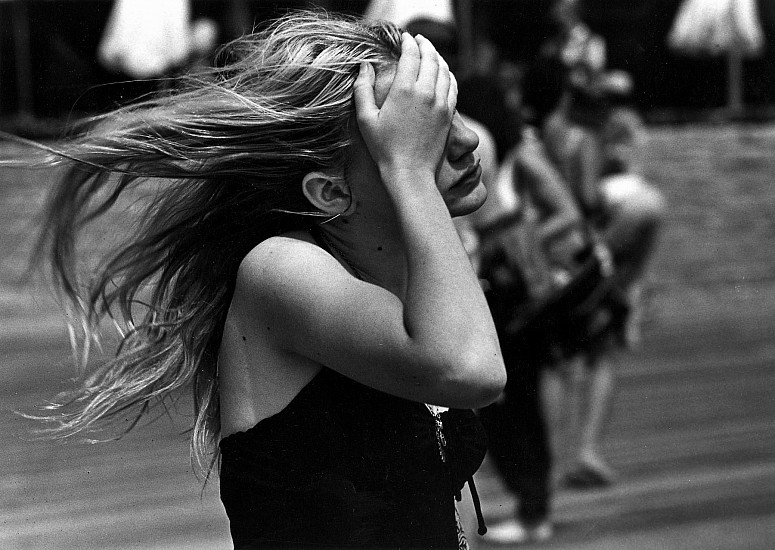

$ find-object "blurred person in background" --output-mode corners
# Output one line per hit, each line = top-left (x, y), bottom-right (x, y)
(466, 69), (629, 543)
(474, 125), (579, 545)
(18, 12), (506, 548)
(537, 0), (664, 315)
(524, 0), (666, 488)
(400, 11), (626, 541)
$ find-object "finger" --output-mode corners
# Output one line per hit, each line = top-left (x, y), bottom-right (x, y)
(415, 34), (440, 90)
(438, 52), (450, 73)
(353, 62), (378, 121)
(447, 71), (458, 113)
(392, 32), (421, 89)
(435, 53), (451, 106)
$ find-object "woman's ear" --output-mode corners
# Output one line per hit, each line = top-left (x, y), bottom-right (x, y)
(302, 171), (352, 216)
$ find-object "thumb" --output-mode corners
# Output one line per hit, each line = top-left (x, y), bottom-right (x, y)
(353, 62), (379, 122)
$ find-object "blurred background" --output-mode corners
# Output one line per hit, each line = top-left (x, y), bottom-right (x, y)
(4, 0), (775, 131)
(2, 1), (775, 549)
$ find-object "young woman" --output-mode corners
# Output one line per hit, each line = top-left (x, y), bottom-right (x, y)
(25, 12), (505, 548)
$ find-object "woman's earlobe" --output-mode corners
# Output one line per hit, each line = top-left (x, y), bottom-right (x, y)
(302, 171), (352, 216)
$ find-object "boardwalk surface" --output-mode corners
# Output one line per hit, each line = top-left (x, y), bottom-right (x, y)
(2, 124), (775, 549)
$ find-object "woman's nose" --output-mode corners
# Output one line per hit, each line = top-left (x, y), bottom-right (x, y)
(447, 114), (480, 162)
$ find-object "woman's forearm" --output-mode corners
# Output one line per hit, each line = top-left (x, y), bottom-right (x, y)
(385, 168), (503, 399)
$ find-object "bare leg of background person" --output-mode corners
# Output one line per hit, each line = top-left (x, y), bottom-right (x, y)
(540, 357), (582, 485)
(565, 353), (618, 487)
(540, 367), (565, 472)
(604, 204), (663, 290)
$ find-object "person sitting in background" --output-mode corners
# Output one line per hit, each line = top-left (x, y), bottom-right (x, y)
(596, 107), (665, 345)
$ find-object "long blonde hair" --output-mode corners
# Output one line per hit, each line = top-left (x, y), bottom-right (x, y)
(28, 11), (402, 478)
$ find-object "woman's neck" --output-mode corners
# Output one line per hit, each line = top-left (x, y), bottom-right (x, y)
(316, 220), (408, 299)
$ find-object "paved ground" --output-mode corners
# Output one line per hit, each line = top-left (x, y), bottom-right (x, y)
(2, 124), (775, 549)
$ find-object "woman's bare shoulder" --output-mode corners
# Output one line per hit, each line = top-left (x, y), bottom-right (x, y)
(235, 231), (343, 304)
(242, 231), (312, 265)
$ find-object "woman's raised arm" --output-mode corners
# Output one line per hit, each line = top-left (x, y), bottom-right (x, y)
(240, 34), (504, 408)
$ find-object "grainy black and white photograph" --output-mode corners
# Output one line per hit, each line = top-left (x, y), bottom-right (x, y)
(2, 1), (774, 549)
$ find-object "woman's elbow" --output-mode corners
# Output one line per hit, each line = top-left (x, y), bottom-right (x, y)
(444, 349), (506, 408)
(472, 355), (508, 407)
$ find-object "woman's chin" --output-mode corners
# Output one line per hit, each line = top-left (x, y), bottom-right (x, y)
(448, 183), (488, 218)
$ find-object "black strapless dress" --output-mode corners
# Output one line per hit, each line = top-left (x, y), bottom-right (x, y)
(219, 368), (487, 549)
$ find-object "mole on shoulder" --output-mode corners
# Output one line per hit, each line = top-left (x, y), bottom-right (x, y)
(242, 336), (246, 341)
(377, 246), (383, 251)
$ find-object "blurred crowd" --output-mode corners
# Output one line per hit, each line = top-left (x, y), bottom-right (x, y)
(340, 2), (669, 543)
(3, 0), (774, 127)
(405, 0), (666, 543)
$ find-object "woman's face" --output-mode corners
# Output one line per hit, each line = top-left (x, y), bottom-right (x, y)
(347, 65), (487, 220)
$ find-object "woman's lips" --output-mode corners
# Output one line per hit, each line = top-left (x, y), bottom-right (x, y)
(455, 162), (483, 190)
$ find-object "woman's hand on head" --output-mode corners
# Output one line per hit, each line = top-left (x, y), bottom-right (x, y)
(354, 33), (456, 182)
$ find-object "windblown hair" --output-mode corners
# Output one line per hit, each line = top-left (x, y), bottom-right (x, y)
(28, 11), (403, 478)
